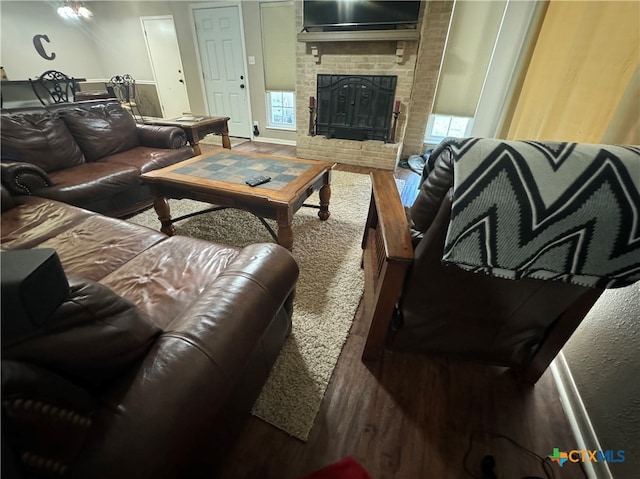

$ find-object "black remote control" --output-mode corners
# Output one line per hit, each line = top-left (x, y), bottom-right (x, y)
(245, 175), (271, 187)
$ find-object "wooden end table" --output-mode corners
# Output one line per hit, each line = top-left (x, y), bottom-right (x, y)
(144, 115), (231, 154)
(140, 150), (336, 251)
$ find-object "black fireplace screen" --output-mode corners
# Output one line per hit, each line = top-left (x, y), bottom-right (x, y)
(316, 74), (397, 142)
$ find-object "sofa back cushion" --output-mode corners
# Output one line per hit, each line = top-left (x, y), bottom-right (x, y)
(0, 112), (85, 173)
(61, 103), (138, 162)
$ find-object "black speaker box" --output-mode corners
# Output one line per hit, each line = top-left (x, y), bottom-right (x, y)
(1, 249), (69, 343)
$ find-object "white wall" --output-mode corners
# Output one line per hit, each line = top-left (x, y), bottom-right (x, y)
(0, 1), (106, 80)
(85, 2), (171, 82)
(560, 284), (640, 479)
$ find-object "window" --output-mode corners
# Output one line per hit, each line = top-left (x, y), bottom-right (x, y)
(424, 114), (473, 144)
(267, 91), (296, 129)
(260, 2), (296, 131)
(425, 1), (504, 143)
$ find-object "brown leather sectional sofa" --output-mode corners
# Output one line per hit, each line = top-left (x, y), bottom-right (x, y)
(1, 100), (194, 217)
(1, 185), (299, 478)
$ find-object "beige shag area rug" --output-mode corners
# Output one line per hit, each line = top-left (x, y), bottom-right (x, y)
(128, 170), (371, 440)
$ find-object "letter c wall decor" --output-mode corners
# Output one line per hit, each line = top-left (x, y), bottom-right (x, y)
(33, 34), (56, 60)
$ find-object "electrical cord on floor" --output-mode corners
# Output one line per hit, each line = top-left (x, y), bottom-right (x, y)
(463, 430), (557, 479)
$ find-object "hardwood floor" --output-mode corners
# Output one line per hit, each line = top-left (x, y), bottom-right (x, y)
(202, 141), (585, 479)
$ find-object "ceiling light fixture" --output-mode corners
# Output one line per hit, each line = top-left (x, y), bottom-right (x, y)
(57, 1), (93, 20)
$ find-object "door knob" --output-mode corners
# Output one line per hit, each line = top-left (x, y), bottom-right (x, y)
(240, 84), (245, 89)
(179, 79), (184, 83)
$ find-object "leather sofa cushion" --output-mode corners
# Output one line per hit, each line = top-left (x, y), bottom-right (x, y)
(0, 112), (85, 173)
(99, 146), (196, 174)
(36, 162), (141, 207)
(101, 236), (241, 329)
(0, 196), (92, 250)
(38, 215), (167, 282)
(2, 276), (162, 390)
(61, 104), (138, 162)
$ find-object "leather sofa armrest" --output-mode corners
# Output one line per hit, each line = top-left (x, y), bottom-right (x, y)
(135, 124), (188, 149)
(1, 161), (51, 195)
(70, 243), (299, 478)
(164, 242), (299, 364)
(2, 276), (161, 391)
(2, 361), (99, 478)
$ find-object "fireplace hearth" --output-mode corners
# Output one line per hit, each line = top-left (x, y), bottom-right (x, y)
(315, 74), (397, 142)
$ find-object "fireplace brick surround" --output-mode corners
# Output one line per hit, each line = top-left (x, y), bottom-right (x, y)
(296, 0), (454, 170)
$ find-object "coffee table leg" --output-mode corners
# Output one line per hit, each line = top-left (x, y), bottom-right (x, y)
(276, 211), (294, 251)
(319, 183), (331, 221)
(153, 197), (176, 236)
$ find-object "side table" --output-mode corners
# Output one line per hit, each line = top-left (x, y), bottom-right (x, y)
(145, 115), (231, 154)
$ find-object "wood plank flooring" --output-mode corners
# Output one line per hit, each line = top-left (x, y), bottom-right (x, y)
(200, 141), (586, 479)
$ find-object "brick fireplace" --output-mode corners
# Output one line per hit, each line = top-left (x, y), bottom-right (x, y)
(296, 40), (417, 170)
(295, 1), (454, 171)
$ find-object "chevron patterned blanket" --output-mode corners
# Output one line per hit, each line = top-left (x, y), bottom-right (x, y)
(437, 138), (640, 288)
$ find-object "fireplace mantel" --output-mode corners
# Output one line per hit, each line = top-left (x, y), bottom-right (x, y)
(297, 30), (419, 43)
(298, 30), (419, 64)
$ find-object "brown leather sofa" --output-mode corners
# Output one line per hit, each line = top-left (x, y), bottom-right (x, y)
(361, 138), (639, 383)
(1, 185), (299, 478)
(1, 100), (194, 217)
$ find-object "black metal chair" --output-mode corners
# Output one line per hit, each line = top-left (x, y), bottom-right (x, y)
(29, 70), (77, 106)
(108, 74), (144, 121)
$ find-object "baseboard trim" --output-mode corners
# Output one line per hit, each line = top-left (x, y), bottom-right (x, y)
(550, 353), (613, 479)
(252, 136), (297, 146)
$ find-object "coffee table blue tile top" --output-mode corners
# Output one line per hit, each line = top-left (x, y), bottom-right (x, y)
(173, 152), (312, 191)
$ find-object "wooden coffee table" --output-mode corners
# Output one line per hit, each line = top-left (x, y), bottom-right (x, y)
(141, 150), (335, 250)
(144, 115), (231, 154)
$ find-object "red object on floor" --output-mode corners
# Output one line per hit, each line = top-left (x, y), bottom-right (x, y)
(297, 457), (373, 479)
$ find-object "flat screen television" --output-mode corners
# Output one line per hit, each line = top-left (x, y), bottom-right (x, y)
(303, 1), (421, 31)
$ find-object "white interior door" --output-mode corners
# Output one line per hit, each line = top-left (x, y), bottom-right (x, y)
(141, 16), (191, 119)
(193, 6), (252, 137)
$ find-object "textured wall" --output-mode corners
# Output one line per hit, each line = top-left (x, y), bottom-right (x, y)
(562, 283), (640, 478)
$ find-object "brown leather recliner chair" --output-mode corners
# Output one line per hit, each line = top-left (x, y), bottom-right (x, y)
(361, 138), (639, 383)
